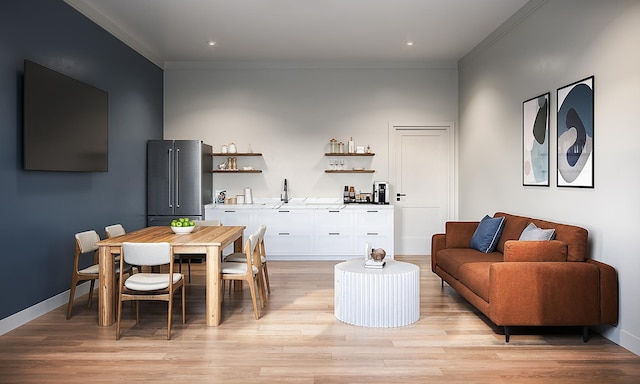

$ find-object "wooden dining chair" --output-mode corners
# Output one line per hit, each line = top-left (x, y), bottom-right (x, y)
(220, 232), (265, 319)
(176, 220), (222, 282)
(224, 225), (270, 295)
(116, 242), (185, 340)
(105, 224), (126, 238)
(66, 230), (129, 320)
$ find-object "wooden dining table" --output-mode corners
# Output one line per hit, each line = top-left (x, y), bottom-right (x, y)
(94, 225), (245, 327)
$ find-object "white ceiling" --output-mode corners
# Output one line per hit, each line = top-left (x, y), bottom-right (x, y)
(65, 0), (530, 68)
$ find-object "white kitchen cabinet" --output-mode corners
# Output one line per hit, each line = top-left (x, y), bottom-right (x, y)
(259, 209), (315, 256)
(205, 204), (393, 260)
(315, 209), (356, 256)
(353, 208), (394, 258)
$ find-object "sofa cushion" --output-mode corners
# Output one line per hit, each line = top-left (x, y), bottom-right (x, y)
(493, 213), (530, 253)
(436, 248), (503, 280)
(494, 212), (588, 262)
(503, 240), (568, 262)
(530, 218), (588, 262)
(470, 215), (505, 253)
(457, 262), (494, 302)
(444, 221), (479, 249)
(519, 222), (556, 241)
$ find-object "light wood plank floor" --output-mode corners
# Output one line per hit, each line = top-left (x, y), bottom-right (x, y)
(1, 256), (638, 383)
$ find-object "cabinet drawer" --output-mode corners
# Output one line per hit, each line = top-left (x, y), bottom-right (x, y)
(315, 233), (355, 255)
(258, 210), (313, 233)
(265, 233), (313, 255)
(316, 210), (353, 230)
(354, 209), (393, 230)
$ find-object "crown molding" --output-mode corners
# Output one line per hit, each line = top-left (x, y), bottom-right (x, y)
(64, 0), (164, 68)
(458, 0), (547, 69)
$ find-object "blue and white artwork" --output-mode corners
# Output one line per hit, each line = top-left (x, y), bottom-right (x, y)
(523, 93), (550, 186)
(557, 76), (594, 188)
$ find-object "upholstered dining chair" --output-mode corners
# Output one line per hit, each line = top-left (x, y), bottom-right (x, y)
(220, 232), (265, 319)
(176, 220), (222, 282)
(116, 242), (185, 340)
(105, 224), (126, 239)
(224, 225), (270, 295)
(66, 230), (129, 320)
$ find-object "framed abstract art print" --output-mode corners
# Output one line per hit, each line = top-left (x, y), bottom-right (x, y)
(557, 76), (594, 188)
(523, 92), (550, 186)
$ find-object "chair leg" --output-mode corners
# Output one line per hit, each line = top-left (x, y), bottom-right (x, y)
(116, 295), (123, 340)
(181, 284), (186, 324)
(257, 273), (266, 309)
(187, 258), (192, 283)
(263, 263), (271, 294)
(248, 278), (260, 320)
(66, 278), (78, 320)
(87, 279), (95, 308)
(167, 297), (173, 340)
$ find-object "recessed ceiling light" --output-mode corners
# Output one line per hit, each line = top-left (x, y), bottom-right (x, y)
(207, 41), (216, 46)
(406, 41), (415, 46)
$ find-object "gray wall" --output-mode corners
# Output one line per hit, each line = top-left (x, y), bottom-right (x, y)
(458, 0), (640, 354)
(0, 1), (163, 320)
(164, 65), (458, 200)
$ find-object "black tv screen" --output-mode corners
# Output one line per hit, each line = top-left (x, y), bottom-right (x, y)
(23, 60), (109, 172)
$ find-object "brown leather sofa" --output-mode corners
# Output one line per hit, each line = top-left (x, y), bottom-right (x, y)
(431, 212), (618, 342)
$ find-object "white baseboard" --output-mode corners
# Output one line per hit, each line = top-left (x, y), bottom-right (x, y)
(0, 282), (91, 336)
(620, 329), (640, 357)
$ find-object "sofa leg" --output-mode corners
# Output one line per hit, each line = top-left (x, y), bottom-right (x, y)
(583, 326), (590, 342)
(504, 326), (510, 343)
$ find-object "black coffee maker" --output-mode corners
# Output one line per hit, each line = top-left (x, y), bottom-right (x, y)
(373, 181), (389, 204)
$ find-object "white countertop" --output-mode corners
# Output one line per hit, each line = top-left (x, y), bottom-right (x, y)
(205, 197), (393, 210)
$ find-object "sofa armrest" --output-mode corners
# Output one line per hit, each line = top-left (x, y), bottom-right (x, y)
(587, 259), (619, 325)
(444, 221), (479, 248)
(503, 240), (568, 262)
(431, 233), (446, 273)
(488, 262), (601, 326)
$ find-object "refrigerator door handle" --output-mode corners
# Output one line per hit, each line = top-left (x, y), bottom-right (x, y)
(175, 148), (180, 208)
(168, 148), (173, 208)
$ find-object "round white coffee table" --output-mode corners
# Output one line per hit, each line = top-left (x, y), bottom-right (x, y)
(334, 258), (420, 327)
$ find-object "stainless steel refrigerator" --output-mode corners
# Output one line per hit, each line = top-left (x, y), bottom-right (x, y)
(147, 140), (213, 226)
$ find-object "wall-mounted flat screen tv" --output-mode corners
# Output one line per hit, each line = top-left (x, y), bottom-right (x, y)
(23, 59), (109, 172)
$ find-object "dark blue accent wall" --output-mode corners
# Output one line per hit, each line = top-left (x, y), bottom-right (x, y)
(0, 1), (163, 320)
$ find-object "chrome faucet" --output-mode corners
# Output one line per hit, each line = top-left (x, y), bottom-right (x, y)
(281, 178), (289, 203)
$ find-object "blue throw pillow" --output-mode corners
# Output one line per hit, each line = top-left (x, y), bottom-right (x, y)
(470, 215), (505, 253)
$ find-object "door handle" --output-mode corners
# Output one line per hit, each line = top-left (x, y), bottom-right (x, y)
(175, 148), (180, 208)
(168, 148), (173, 208)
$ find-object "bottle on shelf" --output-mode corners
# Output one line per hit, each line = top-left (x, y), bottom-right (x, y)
(348, 137), (355, 153)
(281, 179), (289, 203)
(349, 186), (356, 203)
(343, 186), (349, 204)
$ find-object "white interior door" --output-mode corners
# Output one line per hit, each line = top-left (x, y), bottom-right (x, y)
(390, 123), (455, 255)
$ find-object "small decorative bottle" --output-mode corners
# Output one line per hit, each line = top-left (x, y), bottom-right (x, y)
(348, 137), (355, 153)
